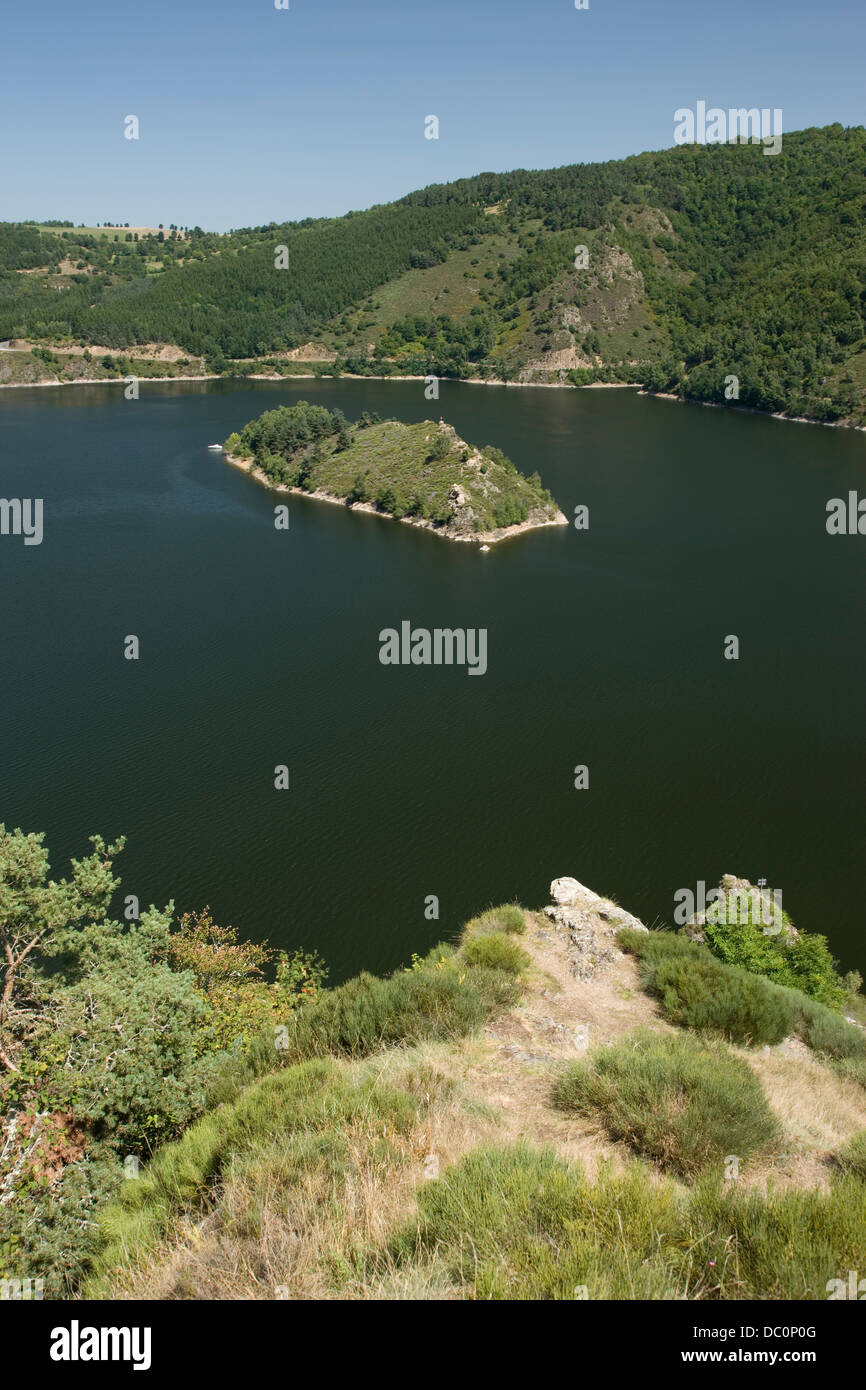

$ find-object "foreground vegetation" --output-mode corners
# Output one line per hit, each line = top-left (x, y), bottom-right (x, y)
(224, 401), (562, 536)
(387, 1144), (866, 1300)
(2, 125), (864, 424)
(0, 828), (324, 1293)
(3, 829), (866, 1300)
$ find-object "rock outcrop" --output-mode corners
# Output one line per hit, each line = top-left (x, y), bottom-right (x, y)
(543, 876), (648, 980)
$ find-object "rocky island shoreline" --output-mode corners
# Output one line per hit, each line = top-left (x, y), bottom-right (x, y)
(222, 403), (568, 545)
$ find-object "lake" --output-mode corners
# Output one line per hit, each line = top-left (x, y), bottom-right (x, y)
(2, 377), (865, 982)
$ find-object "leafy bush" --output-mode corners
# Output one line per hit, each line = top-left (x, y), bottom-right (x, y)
(462, 931), (529, 977)
(0, 829), (216, 1155)
(237, 401), (338, 462)
(167, 909), (325, 1057)
(376, 484), (398, 513)
(698, 892), (846, 1009)
(426, 432), (451, 461)
(553, 1029), (778, 1178)
(44, 934), (213, 1151)
(1, 1150), (122, 1298)
(492, 496), (530, 528)
(0, 827), (334, 1298)
(346, 470), (370, 503)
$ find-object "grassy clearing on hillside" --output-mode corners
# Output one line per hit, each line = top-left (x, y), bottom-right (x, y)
(323, 231), (523, 350)
(88, 1068), (866, 1300)
(89, 1041), (866, 1301)
(0, 348), (204, 387)
(86, 1040), (498, 1301)
(85, 1058), (420, 1294)
(23, 223), (175, 241)
(553, 1029), (779, 1178)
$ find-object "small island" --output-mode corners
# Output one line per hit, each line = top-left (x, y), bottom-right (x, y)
(223, 402), (567, 543)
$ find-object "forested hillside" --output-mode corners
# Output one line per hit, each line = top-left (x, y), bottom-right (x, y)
(1, 124), (864, 424)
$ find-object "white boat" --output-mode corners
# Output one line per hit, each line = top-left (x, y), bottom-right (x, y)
(207, 443), (223, 451)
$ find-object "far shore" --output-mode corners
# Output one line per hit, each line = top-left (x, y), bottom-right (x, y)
(0, 374), (219, 388)
(223, 451), (569, 546)
(0, 370), (641, 392)
(0, 367), (861, 432)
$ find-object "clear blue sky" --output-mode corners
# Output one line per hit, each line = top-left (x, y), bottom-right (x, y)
(2, 0), (863, 231)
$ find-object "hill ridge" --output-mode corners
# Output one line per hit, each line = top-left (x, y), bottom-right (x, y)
(2, 124), (864, 426)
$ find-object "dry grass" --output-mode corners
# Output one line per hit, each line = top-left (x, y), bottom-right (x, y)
(108, 1044), (503, 1300)
(741, 1043), (866, 1190)
(102, 909), (866, 1299)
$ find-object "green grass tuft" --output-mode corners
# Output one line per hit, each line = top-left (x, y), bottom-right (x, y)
(653, 954), (793, 1046)
(461, 903), (526, 937)
(461, 931), (530, 976)
(386, 1142), (866, 1299)
(553, 1028), (779, 1178)
(833, 1129), (866, 1182)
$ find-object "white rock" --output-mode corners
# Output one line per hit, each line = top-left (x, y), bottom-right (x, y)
(549, 876), (589, 906)
(548, 876), (649, 933)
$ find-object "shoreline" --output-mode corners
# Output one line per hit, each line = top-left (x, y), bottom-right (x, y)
(0, 373), (220, 389)
(639, 389), (866, 434)
(223, 452), (570, 546)
(0, 368), (862, 433)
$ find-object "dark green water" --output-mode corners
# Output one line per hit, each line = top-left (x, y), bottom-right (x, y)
(2, 378), (865, 981)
